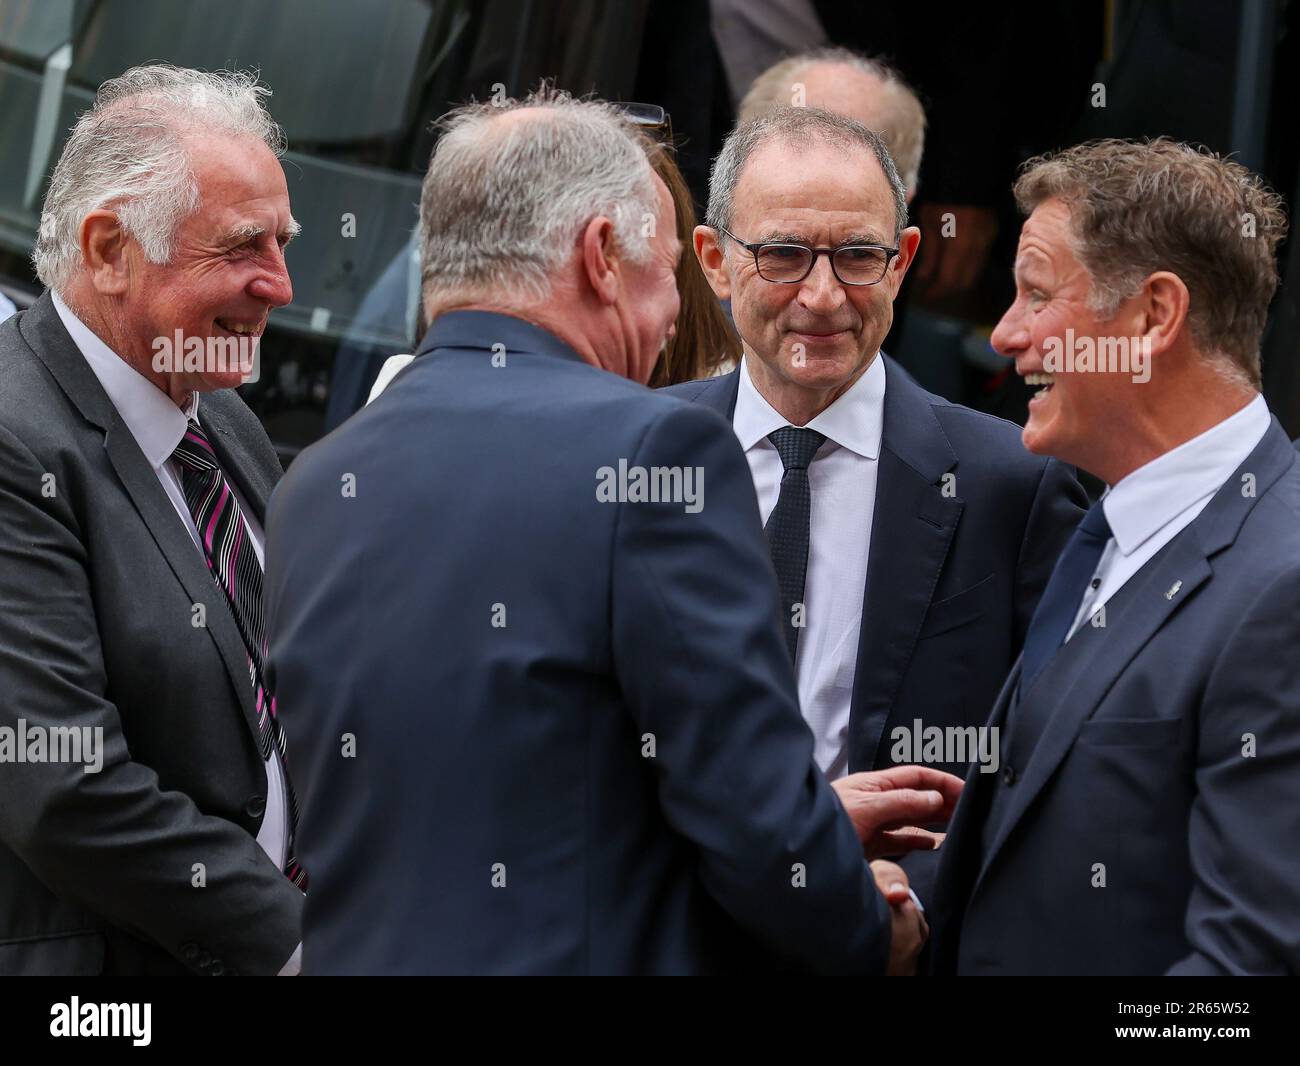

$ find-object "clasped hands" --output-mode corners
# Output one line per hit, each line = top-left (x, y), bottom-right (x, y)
(831, 765), (965, 976)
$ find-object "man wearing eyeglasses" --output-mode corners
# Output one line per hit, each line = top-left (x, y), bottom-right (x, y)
(664, 107), (1087, 927)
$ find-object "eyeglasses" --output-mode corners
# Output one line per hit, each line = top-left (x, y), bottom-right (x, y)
(719, 227), (898, 286)
(614, 101), (668, 129)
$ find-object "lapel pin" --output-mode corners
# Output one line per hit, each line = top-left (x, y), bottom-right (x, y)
(1165, 580), (1182, 600)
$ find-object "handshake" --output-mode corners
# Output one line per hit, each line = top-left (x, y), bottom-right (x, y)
(831, 766), (965, 976)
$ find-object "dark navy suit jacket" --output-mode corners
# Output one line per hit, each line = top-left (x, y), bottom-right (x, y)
(264, 311), (892, 975)
(931, 421), (1300, 974)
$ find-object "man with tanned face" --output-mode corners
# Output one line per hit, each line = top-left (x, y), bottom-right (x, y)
(663, 108), (1087, 923)
(0, 65), (303, 975)
(930, 139), (1300, 975)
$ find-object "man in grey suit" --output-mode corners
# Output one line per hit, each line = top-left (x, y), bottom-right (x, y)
(265, 90), (962, 975)
(0, 65), (303, 974)
(931, 138), (1300, 975)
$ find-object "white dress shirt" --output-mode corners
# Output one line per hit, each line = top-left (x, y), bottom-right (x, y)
(51, 294), (291, 877)
(1066, 394), (1272, 639)
(733, 353), (886, 779)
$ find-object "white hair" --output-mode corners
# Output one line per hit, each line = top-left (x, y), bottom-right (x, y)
(419, 89), (658, 310)
(33, 64), (285, 293)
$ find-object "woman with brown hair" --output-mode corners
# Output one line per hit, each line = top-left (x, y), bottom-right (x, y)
(642, 138), (741, 387)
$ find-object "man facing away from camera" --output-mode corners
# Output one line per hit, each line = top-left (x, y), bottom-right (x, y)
(263, 91), (964, 975)
(930, 139), (1300, 975)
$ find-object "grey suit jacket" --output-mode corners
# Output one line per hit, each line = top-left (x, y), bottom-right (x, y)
(931, 421), (1300, 974)
(0, 293), (302, 975)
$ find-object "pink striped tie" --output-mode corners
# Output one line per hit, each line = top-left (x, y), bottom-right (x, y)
(172, 418), (307, 890)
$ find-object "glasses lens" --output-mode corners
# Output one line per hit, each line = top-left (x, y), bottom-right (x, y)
(833, 246), (890, 284)
(756, 244), (813, 282)
(616, 102), (668, 128)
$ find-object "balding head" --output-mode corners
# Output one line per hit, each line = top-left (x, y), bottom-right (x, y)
(738, 48), (925, 200)
(418, 89), (659, 313)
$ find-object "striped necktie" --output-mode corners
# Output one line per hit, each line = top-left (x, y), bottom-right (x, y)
(171, 418), (307, 890)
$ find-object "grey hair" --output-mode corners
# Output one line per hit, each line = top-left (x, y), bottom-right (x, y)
(33, 64), (285, 293)
(419, 88), (658, 310)
(738, 47), (926, 194)
(706, 106), (908, 241)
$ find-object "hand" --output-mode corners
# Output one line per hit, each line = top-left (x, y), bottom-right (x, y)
(912, 203), (999, 303)
(872, 859), (927, 976)
(831, 765), (964, 859)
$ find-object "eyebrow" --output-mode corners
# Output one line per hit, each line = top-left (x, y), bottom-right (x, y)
(218, 218), (301, 247)
(753, 231), (890, 247)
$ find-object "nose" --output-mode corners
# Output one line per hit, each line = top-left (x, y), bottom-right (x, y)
(990, 301), (1029, 360)
(796, 253), (846, 314)
(248, 245), (294, 308)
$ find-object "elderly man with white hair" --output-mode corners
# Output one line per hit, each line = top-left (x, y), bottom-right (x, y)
(263, 89), (962, 975)
(0, 64), (302, 975)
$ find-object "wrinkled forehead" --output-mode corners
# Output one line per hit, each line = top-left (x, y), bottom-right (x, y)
(1016, 199), (1078, 267)
(732, 137), (895, 238)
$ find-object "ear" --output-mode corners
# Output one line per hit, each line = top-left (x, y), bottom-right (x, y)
(580, 215), (620, 306)
(693, 225), (730, 300)
(1134, 271), (1190, 356)
(883, 225), (921, 298)
(80, 209), (132, 296)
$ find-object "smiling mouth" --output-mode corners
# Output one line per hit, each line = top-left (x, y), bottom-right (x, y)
(214, 318), (262, 336)
(1024, 371), (1055, 398)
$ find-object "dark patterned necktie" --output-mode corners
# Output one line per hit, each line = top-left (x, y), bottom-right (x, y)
(172, 418), (307, 890)
(1018, 500), (1112, 694)
(765, 427), (826, 663)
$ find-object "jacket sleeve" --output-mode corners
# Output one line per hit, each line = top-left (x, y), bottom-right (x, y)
(0, 424), (302, 975)
(1167, 564), (1300, 974)
(609, 401), (891, 974)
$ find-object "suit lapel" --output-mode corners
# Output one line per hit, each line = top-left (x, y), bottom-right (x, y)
(688, 368), (740, 421)
(929, 665), (1018, 970)
(22, 294), (264, 744)
(969, 420), (1298, 895)
(849, 359), (962, 769)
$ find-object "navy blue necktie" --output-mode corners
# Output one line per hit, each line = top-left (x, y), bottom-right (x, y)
(765, 427), (826, 663)
(1018, 501), (1112, 693)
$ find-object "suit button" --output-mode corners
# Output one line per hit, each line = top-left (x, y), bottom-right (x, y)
(210, 960), (225, 976)
(245, 795), (266, 818)
(1002, 766), (1016, 785)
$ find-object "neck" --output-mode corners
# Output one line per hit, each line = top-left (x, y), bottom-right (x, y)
(428, 297), (621, 377)
(59, 283), (192, 409)
(744, 347), (875, 426)
(1096, 366), (1258, 485)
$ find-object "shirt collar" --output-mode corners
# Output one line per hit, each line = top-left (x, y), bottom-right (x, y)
(52, 292), (197, 472)
(733, 351), (886, 460)
(1102, 393), (1271, 556)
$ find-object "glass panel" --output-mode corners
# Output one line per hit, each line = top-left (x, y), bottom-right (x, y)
(0, 0), (651, 457)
